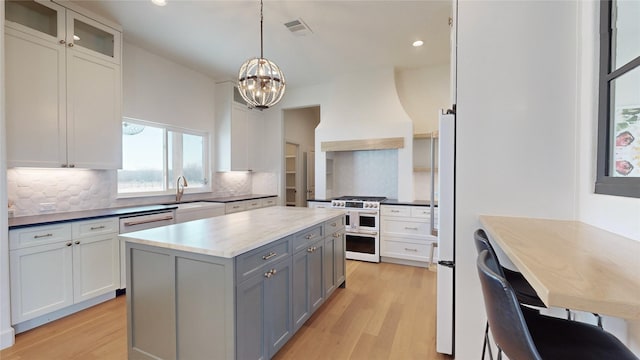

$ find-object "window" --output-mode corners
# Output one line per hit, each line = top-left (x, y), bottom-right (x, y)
(596, 0), (640, 198)
(118, 118), (209, 196)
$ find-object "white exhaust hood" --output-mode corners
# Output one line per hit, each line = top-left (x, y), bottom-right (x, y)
(315, 68), (414, 201)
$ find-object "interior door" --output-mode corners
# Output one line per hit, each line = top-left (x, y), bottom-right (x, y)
(306, 151), (315, 200)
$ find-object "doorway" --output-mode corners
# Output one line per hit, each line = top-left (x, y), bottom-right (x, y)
(283, 106), (320, 207)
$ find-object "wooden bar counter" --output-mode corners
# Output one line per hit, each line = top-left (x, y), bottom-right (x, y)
(479, 215), (640, 320)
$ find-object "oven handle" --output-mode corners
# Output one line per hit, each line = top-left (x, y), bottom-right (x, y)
(355, 212), (378, 216)
(346, 230), (378, 236)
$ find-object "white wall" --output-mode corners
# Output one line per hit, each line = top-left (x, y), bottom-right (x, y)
(396, 64), (451, 134)
(575, 0), (640, 352)
(455, 1), (578, 359)
(1, 2), (16, 350)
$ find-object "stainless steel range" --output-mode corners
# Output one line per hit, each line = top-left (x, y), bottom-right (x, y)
(331, 196), (385, 263)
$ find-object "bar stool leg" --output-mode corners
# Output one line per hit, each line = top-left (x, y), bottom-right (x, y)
(482, 321), (494, 360)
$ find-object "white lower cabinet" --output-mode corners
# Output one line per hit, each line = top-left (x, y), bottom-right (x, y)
(9, 218), (119, 326)
(225, 196), (278, 214)
(380, 205), (437, 267)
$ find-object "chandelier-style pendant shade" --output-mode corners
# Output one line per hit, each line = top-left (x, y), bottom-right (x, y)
(237, 0), (286, 110)
(238, 57), (286, 110)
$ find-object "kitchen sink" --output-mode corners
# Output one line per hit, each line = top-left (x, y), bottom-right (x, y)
(173, 202), (225, 223)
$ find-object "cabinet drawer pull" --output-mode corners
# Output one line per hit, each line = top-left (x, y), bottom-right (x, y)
(233, 205), (240, 209)
(404, 248), (418, 252)
(330, 222), (337, 227)
(33, 233), (53, 239)
(262, 252), (277, 260)
(90, 225), (106, 230)
(333, 232), (341, 238)
(391, 210), (400, 213)
(307, 246), (317, 253)
(305, 233), (315, 240)
(404, 227), (419, 231)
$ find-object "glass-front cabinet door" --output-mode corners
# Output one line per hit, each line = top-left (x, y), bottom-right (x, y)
(5, 0), (65, 40)
(5, 1), (121, 64)
(66, 10), (121, 64)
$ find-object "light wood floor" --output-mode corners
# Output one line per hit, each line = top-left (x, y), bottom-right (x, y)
(0, 261), (450, 360)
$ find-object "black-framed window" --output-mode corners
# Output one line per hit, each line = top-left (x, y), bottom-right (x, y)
(596, 0), (640, 198)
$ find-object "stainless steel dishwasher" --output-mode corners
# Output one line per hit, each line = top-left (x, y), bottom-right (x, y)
(118, 210), (176, 289)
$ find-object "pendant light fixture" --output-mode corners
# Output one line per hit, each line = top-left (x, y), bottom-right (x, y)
(237, 0), (286, 110)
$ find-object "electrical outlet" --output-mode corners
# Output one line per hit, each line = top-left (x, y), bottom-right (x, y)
(39, 203), (56, 212)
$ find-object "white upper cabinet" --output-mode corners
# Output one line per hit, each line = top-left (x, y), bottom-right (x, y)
(215, 82), (264, 172)
(5, 0), (122, 169)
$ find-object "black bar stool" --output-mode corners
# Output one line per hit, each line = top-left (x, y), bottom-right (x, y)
(474, 229), (545, 360)
(476, 250), (637, 360)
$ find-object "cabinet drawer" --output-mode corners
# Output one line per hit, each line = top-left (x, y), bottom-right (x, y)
(236, 237), (291, 282)
(226, 201), (247, 214)
(324, 216), (344, 236)
(292, 225), (323, 253)
(382, 219), (429, 238)
(381, 240), (431, 262)
(246, 199), (262, 210)
(72, 217), (118, 238)
(381, 205), (410, 217)
(10, 223), (72, 250)
(411, 207), (431, 218)
(261, 197), (277, 207)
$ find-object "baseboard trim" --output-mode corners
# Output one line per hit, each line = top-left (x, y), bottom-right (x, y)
(13, 292), (115, 334)
(0, 326), (15, 350)
(381, 256), (431, 268)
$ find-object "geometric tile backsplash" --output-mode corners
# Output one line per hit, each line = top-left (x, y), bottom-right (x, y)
(7, 168), (264, 217)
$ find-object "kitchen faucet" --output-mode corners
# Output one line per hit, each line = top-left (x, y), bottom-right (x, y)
(176, 176), (188, 202)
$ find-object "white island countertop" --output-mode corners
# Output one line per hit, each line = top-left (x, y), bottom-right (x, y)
(119, 206), (345, 258)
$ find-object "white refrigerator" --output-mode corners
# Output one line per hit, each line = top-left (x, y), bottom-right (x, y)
(436, 110), (455, 355)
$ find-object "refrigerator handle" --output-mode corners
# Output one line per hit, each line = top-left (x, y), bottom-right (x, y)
(430, 131), (438, 236)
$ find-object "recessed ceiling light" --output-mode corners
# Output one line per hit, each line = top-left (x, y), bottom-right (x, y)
(412, 40), (424, 47)
(151, 0), (167, 6)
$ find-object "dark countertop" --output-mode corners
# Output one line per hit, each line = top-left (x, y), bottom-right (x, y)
(8, 204), (179, 230)
(307, 199), (331, 203)
(200, 194), (276, 203)
(381, 199), (437, 207)
(8, 194), (278, 229)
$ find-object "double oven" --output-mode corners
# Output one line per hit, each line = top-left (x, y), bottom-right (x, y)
(331, 196), (385, 263)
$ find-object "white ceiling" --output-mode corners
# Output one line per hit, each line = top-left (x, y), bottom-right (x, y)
(72, 0), (452, 88)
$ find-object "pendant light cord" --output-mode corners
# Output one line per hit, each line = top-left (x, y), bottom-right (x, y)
(260, 0), (264, 59)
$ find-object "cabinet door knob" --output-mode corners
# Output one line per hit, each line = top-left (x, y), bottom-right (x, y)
(59, 39), (66, 45)
(69, 164), (75, 168)
(74, 241), (80, 245)
(66, 242), (72, 247)
(68, 43), (74, 47)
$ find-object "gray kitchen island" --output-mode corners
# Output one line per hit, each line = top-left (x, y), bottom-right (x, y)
(119, 206), (346, 360)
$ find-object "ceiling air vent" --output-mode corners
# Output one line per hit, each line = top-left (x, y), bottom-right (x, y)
(284, 18), (313, 36)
